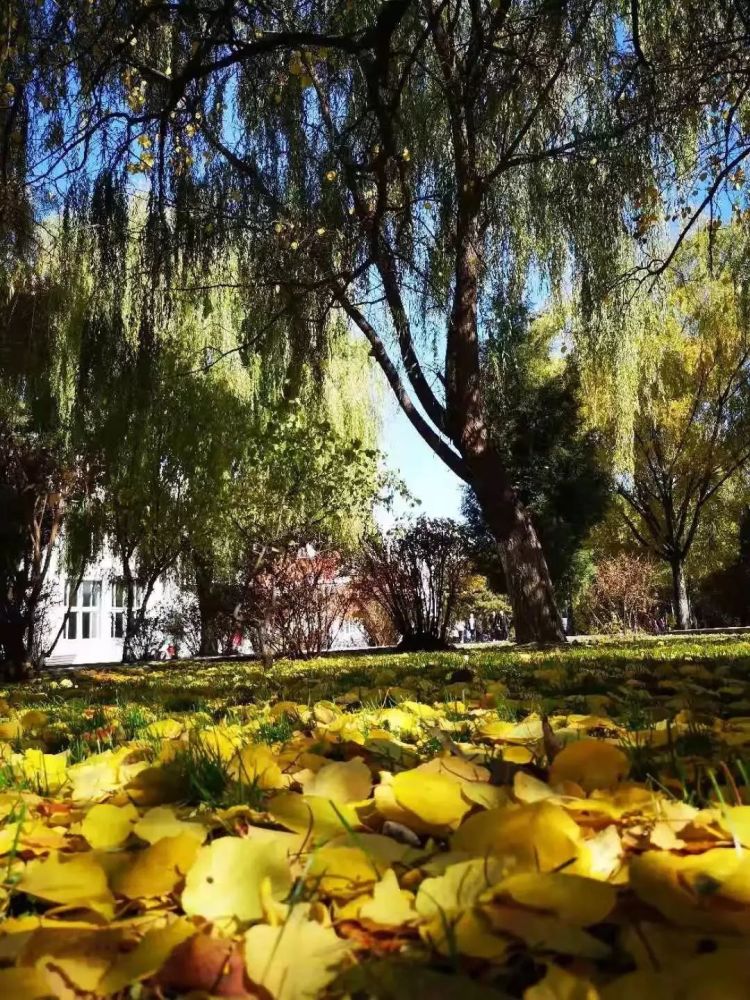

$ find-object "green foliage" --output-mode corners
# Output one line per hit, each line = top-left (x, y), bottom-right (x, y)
(464, 306), (610, 597)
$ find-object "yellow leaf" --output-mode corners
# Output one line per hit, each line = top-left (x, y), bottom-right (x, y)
(144, 718), (183, 740)
(301, 757), (372, 803)
(308, 845), (384, 899)
(133, 806), (207, 845)
(13, 749), (68, 793)
(111, 833), (200, 899)
(359, 869), (417, 926)
(716, 804), (750, 847)
(525, 963), (600, 999)
(196, 726), (240, 761)
(478, 716), (544, 743)
(391, 770), (471, 829)
(421, 908), (509, 961)
(452, 802), (583, 873)
(230, 744), (286, 790)
(18, 852), (115, 918)
(69, 746), (145, 803)
(98, 917), (198, 994)
(244, 904), (350, 999)
(486, 904), (610, 958)
(0, 719), (23, 740)
(416, 756), (490, 784)
(268, 792), (361, 845)
(20, 710), (49, 732)
(493, 873), (617, 925)
(80, 802), (139, 850)
(549, 739), (629, 792)
(416, 858), (504, 916)
(182, 835), (292, 923)
(0, 967), (55, 999)
(629, 847), (750, 933)
(19, 926), (126, 991)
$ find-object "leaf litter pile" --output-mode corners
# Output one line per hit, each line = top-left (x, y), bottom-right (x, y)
(1, 638), (750, 998)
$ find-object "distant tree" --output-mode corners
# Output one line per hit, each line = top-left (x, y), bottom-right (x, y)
(455, 574), (512, 640)
(694, 503), (750, 627)
(613, 232), (750, 629)
(577, 553), (660, 634)
(463, 306), (610, 606)
(355, 518), (472, 651)
(241, 550), (352, 659)
(0, 422), (92, 664)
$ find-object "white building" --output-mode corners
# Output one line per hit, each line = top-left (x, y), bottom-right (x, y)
(41, 544), (369, 666)
(42, 547), (174, 666)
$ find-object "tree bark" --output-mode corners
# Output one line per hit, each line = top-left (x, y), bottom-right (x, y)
(193, 554), (220, 657)
(671, 559), (691, 630)
(470, 453), (565, 644)
(444, 203), (565, 645)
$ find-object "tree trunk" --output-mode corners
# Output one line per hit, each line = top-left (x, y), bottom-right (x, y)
(471, 457), (565, 644)
(193, 554), (220, 657)
(122, 568), (137, 663)
(671, 559), (691, 630)
(445, 203), (564, 646)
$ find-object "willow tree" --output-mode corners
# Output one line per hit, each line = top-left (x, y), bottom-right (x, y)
(7, 1), (750, 640)
(59, 187), (380, 661)
(609, 229), (750, 629)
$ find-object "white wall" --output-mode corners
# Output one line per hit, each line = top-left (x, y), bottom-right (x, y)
(43, 545), (176, 665)
(42, 540), (370, 664)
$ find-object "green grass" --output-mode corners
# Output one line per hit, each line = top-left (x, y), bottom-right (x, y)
(0, 633), (748, 806)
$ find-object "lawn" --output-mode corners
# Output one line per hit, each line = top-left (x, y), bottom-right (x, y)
(0, 635), (749, 998)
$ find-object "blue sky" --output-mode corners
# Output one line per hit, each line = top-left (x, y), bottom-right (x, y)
(379, 391), (464, 523)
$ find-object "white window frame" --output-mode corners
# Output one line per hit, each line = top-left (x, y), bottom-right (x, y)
(110, 580), (144, 639)
(64, 580), (102, 640)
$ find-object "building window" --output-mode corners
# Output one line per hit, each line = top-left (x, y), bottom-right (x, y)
(111, 580), (143, 639)
(64, 580), (102, 640)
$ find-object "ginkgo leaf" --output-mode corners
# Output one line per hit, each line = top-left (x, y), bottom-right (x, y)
(111, 833), (201, 899)
(144, 718), (183, 740)
(629, 847), (750, 934)
(549, 740), (629, 792)
(308, 845), (384, 899)
(80, 802), (139, 850)
(268, 791), (361, 844)
(98, 918), (198, 994)
(182, 835), (292, 922)
(716, 804), (750, 848)
(155, 932), (253, 997)
(13, 749), (69, 793)
(18, 852), (115, 918)
(416, 858), (505, 917)
(485, 904), (611, 958)
(244, 904), (351, 999)
(391, 770), (471, 829)
(20, 926), (126, 992)
(359, 869), (418, 926)
(452, 802), (583, 873)
(20, 710), (49, 732)
(492, 872), (617, 925)
(230, 744), (286, 790)
(133, 806), (208, 845)
(301, 757), (372, 803)
(0, 967), (56, 999)
(420, 908), (509, 961)
(525, 962), (600, 999)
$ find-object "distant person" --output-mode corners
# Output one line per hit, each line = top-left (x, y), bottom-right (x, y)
(468, 613), (476, 641)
